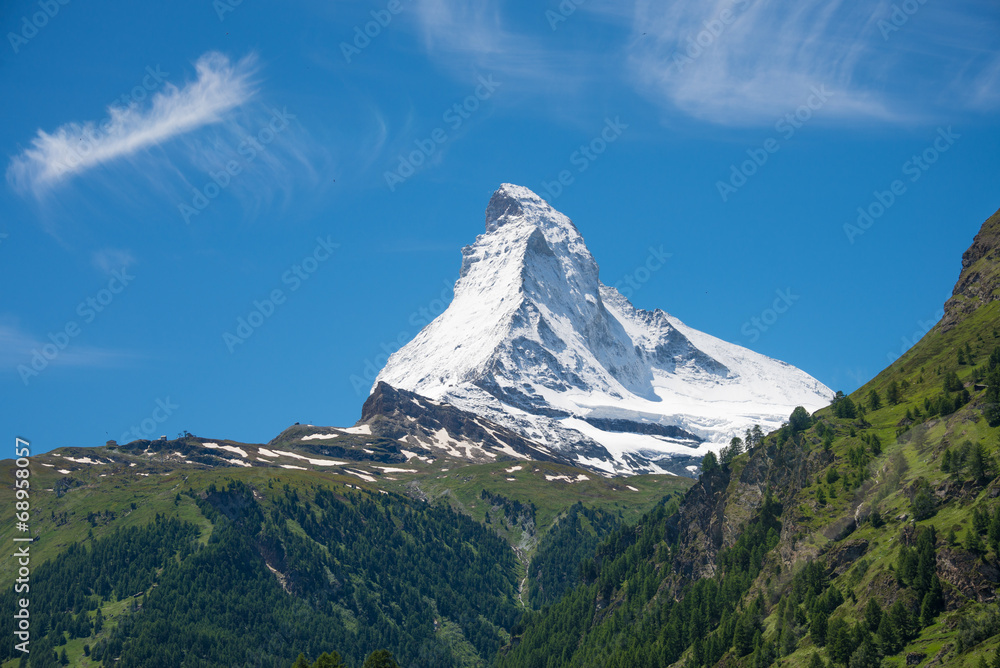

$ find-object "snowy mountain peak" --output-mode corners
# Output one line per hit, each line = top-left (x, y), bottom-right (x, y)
(377, 184), (834, 476)
(484, 183), (564, 233)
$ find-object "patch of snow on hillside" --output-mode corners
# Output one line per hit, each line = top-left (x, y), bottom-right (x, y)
(271, 450), (346, 466)
(202, 443), (248, 458)
(300, 433), (338, 441)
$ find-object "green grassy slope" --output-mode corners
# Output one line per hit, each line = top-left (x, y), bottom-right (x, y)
(0, 437), (691, 667)
(499, 206), (1000, 668)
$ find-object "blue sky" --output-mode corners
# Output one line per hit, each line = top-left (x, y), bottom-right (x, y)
(2, 0), (998, 452)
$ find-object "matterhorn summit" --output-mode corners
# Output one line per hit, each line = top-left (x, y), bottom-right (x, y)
(376, 184), (833, 475)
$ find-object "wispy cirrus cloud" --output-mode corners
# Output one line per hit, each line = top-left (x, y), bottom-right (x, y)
(966, 55), (1000, 110)
(404, 0), (1000, 127)
(619, 0), (1000, 124)
(0, 319), (137, 371)
(625, 0), (894, 123)
(7, 52), (258, 195)
(91, 248), (136, 275)
(409, 0), (596, 96)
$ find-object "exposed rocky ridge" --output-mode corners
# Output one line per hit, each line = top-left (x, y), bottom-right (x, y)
(358, 381), (564, 465)
(666, 431), (833, 589)
(941, 206), (1000, 331)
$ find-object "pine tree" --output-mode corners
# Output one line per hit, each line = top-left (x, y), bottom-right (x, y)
(292, 654), (311, 668)
(876, 612), (900, 655)
(920, 593), (936, 628)
(848, 638), (881, 668)
(833, 394), (857, 419)
(780, 625), (798, 657)
(887, 380), (901, 405)
(868, 389), (882, 411)
(864, 598), (882, 632)
(362, 650), (400, 668)
(827, 618), (853, 664)
(733, 613), (754, 656)
(974, 507), (990, 534)
(888, 600), (913, 643)
(314, 652), (346, 668)
(790, 406), (812, 432)
(966, 526), (985, 555)
(968, 442), (994, 483)
(989, 506), (1000, 551)
(810, 609), (829, 646)
(944, 371), (963, 392)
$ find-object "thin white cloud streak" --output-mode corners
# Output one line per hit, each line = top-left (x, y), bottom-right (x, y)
(618, 0), (1000, 124)
(170, 105), (330, 223)
(92, 248), (136, 275)
(408, 0), (999, 126)
(416, 0), (507, 55)
(7, 52), (258, 195)
(966, 56), (1000, 110)
(625, 0), (896, 124)
(409, 0), (594, 95)
(0, 320), (136, 370)
(406, 0), (894, 124)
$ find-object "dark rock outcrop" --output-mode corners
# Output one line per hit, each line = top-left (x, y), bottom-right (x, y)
(941, 206), (1000, 331)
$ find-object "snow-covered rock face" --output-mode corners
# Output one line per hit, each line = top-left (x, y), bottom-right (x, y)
(376, 183), (834, 475)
